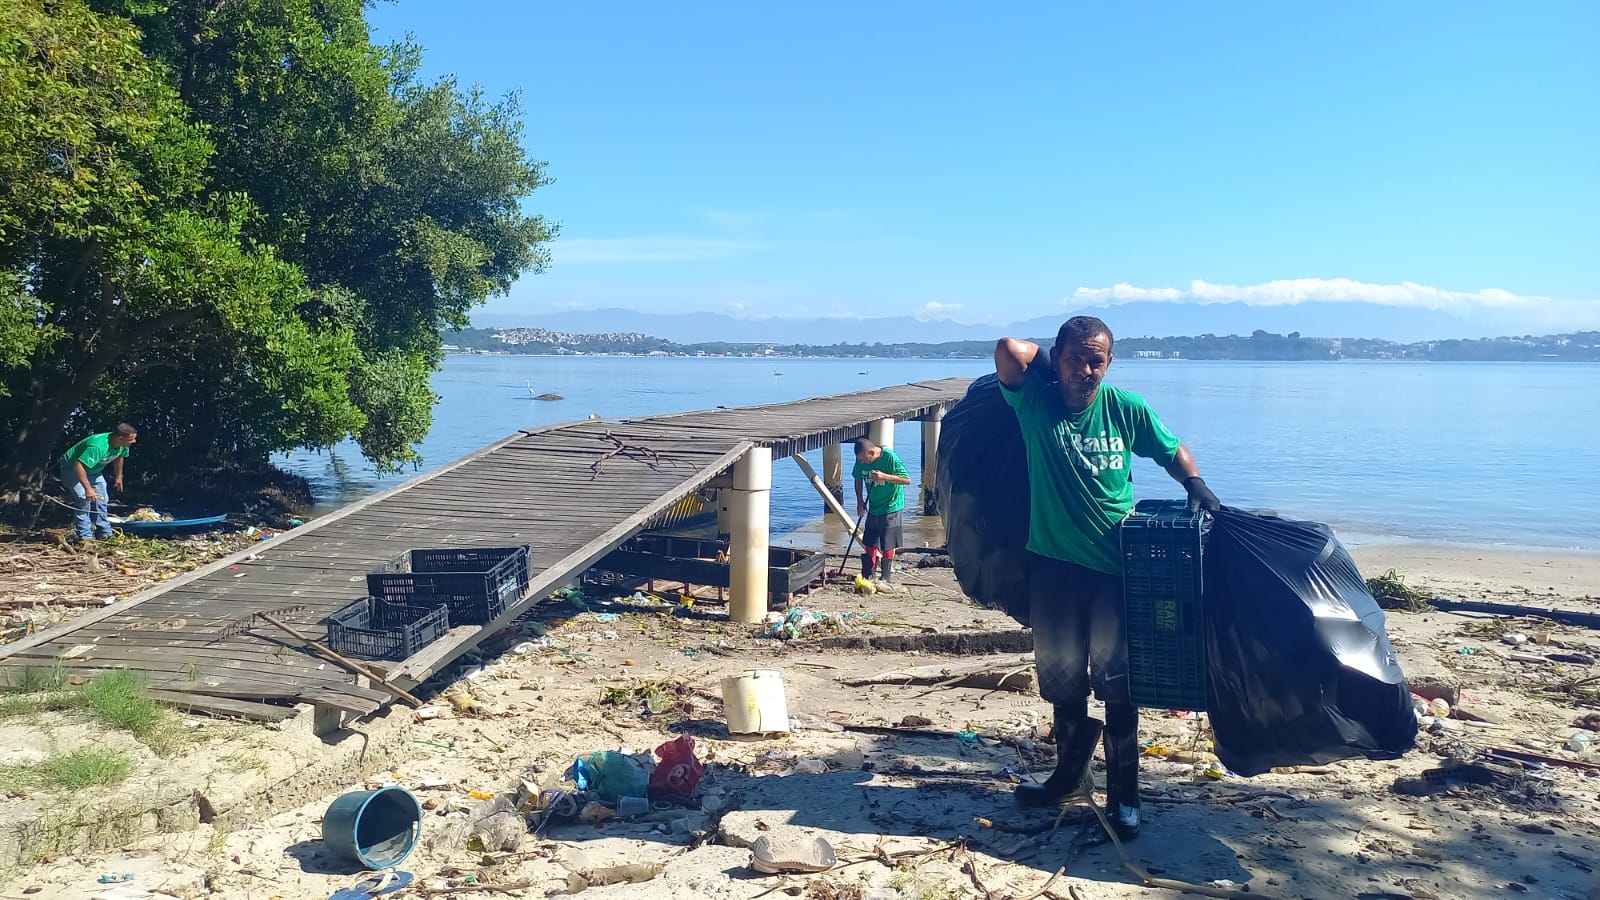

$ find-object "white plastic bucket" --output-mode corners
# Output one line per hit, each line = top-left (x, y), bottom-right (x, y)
(722, 669), (791, 734)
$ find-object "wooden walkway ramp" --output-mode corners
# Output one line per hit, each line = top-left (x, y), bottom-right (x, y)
(0, 378), (971, 719)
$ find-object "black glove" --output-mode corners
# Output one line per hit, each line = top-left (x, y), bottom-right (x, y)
(1183, 476), (1220, 513)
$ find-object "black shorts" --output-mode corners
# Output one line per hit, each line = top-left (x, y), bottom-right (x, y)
(1027, 552), (1130, 705)
(862, 511), (904, 552)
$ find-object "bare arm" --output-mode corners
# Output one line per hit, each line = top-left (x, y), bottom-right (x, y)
(994, 338), (1041, 388)
(1163, 445), (1201, 484)
(1164, 445), (1221, 511)
(111, 455), (125, 491)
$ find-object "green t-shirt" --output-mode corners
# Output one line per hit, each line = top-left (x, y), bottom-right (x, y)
(61, 432), (128, 476)
(1002, 376), (1182, 574)
(852, 447), (909, 515)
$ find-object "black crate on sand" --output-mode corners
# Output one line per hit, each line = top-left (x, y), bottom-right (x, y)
(367, 545), (530, 626)
(1120, 500), (1211, 711)
(326, 596), (451, 661)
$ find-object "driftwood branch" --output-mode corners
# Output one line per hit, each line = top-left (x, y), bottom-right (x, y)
(589, 432), (677, 479)
(843, 654), (1037, 694)
(1430, 598), (1600, 630)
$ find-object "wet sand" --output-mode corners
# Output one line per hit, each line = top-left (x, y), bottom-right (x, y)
(1352, 543), (1600, 602)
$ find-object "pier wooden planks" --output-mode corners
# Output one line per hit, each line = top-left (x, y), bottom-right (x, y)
(0, 378), (971, 718)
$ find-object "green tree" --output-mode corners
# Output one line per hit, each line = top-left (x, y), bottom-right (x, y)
(0, 0), (553, 493)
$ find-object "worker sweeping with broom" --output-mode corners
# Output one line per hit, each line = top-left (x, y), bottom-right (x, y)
(851, 437), (910, 586)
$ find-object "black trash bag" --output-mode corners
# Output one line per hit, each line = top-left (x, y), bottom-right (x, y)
(935, 372), (1034, 626)
(1203, 508), (1417, 776)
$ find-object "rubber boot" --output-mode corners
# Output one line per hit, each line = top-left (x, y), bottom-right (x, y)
(860, 553), (874, 579)
(878, 556), (893, 584)
(1102, 703), (1141, 840)
(1015, 712), (1103, 807)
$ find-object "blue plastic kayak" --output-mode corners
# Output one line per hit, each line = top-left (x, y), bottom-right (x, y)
(117, 514), (228, 533)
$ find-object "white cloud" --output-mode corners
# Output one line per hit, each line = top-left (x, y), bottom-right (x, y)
(555, 237), (779, 265)
(916, 301), (963, 321)
(1069, 278), (1542, 312)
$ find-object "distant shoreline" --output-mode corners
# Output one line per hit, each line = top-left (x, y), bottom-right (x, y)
(443, 326), (1600, 362)
(443, 349), (1600, 364)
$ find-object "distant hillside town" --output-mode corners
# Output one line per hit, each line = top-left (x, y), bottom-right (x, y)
(491, 327), (655, 347)
(442, 326), (1600, 362)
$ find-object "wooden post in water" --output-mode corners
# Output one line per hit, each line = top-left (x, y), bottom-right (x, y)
(822, 444), (844, 512)
(868, 417), (895, 449)
(920, 407), (943, 515)
(728, 447), (772, 623)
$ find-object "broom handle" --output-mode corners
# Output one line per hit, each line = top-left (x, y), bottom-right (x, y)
(790, 455), (866, 579)
(835, 527), (860, 580)
(256, 613), (423, 707)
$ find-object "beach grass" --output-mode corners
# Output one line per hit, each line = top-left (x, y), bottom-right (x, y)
(0, 668), (188, 756)
(0, 748), (134, 792)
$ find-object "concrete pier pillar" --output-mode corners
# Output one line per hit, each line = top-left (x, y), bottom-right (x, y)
(822, 444), (844, 512)
(868, 417), (895, 450)
(728, 447), (772, 624)
(921, 408), (944, 515)
(312, 704), (345, 737)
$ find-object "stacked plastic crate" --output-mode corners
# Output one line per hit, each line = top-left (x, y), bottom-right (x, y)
(325, 545), (532, 661)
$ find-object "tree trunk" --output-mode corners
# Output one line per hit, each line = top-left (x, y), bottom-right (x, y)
(1, 307), (202, 493)
(1, 338), (128, 492)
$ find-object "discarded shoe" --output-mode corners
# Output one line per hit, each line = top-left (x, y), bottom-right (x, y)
(749, 834), (838, 874)
(329, 871), (414, 899)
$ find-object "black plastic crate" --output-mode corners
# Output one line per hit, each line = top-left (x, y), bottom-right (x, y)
(1120, 499), (1211, 711)
(410, 546), (530, 577)
(325, 596), (451, 661)
(367, 545), (530, 626)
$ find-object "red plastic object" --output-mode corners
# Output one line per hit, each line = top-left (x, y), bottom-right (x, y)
(648, 735), (705, 799)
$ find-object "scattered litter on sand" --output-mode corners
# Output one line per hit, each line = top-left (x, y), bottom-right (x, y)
(5, 549), (1600, 898)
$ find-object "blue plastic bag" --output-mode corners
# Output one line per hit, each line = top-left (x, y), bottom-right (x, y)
(570, 750), (649, 803)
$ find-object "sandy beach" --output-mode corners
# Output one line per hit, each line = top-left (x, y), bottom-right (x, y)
(2, 535), (1598, 899)
(1353, 543), (1600, 604)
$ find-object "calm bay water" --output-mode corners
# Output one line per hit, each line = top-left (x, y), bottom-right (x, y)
(278, 356), (1600, 552)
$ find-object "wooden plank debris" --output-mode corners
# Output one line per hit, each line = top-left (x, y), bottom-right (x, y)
(145, 689), (296, 722)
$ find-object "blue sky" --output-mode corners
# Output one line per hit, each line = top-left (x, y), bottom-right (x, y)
(369, 2), (1599, 328)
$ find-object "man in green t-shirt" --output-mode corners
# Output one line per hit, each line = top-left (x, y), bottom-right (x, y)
(995, 316), (1219, 841)
(850, 438), (910, 583)
(59, 423), (139, 540)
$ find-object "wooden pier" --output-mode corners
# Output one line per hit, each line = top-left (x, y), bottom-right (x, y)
(0, 379), (971, 721)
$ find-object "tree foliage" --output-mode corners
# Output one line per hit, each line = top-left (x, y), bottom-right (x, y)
(0, 0), (553, 492)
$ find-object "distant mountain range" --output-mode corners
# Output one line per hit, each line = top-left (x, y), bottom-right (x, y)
(474, 301), (1507, 344)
